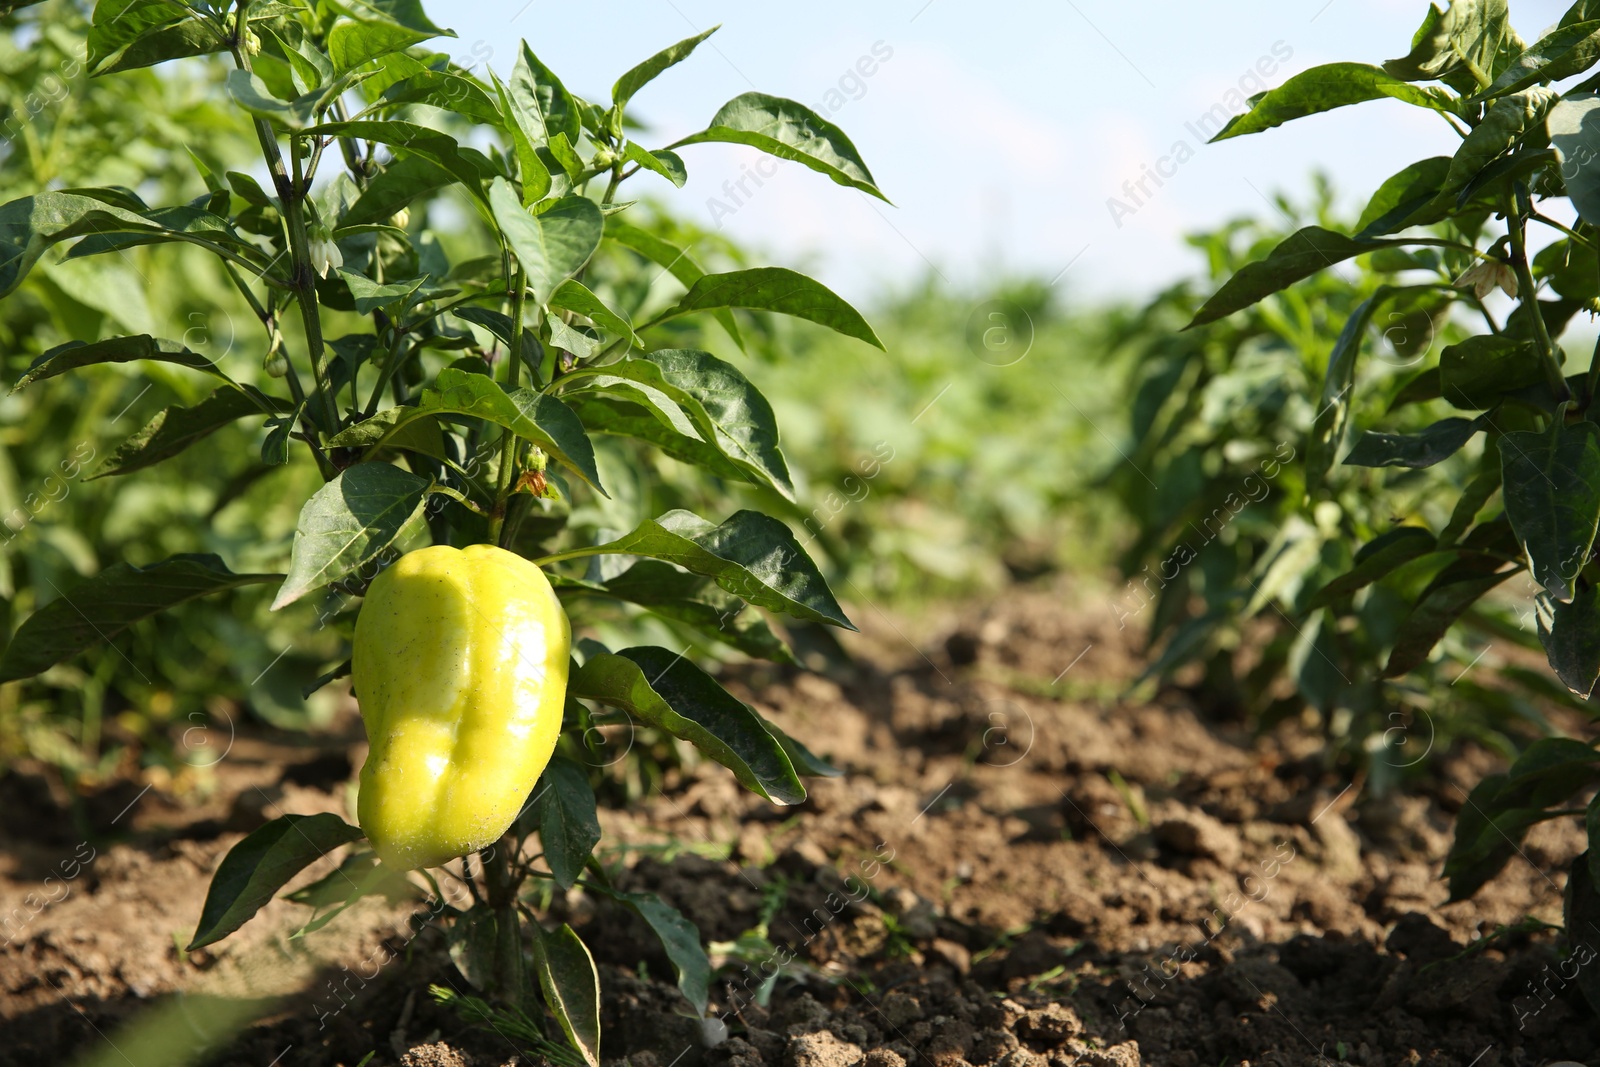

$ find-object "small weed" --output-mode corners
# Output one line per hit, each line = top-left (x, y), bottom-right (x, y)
(1106, 769), (1149, 831)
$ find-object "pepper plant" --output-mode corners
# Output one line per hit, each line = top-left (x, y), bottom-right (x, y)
(1180, 0), (1600, 998)
(1106, 195), (1598, 793)
(0, 1), (883, 1058)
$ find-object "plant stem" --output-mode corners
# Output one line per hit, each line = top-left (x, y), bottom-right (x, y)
(1584, 334), (1600, 412)
(488, 266), (528, 546)
(1505, 190), (1571, 406)
(229, 10), (341, 440)
(361, 329), (409, 419)
(482, 834), (523, 1001)
(285, 135), (343, 432)
(1529, 211), (1595, 249)
(527, 545), (602, 567)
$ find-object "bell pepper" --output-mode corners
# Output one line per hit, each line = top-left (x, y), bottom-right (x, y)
(352, 544), (571, 870)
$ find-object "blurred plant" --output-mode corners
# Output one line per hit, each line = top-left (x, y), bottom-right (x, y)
(1109, 0), (1600, 998)
(1105, 183), (1579, 788)
(739, 275), (1127, 606)
(0, 1), (330, 791)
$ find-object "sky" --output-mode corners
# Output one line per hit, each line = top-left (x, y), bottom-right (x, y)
(442, 0), (1578, 309)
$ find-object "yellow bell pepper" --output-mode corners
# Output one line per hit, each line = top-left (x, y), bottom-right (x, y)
(352, 544), (571, 870)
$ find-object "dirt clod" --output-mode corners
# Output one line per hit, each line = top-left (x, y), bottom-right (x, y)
(787, 1031), (865, 1067)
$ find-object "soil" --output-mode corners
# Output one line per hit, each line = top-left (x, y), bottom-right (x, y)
(1, 573), (1597, 1067)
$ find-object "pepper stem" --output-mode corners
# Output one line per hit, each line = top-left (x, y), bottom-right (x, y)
(481, 832), (524, 1002)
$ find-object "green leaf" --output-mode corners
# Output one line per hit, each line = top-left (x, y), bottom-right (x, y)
(1308, 288), (1393, 494)
(1570, 847), (1600, 1013)
(330, 0), (450, 34)
(1447, 737), (1600, 899)
(1439, 88), (1559, 198)
(226, 68), (318, 130)
(544, 132), (585, 185)
(0, 554), (279, 684)
(1549, 92), (1600, 226)
(444, 906), (501, 992)
(1355, 156), (1454, 237)
(649, 267), (882, 349)
(613, 26), (719, 109)
(263, 413), (296, 466)
(14, 334), (228, 392)
(489, 179), (603, 308)
(572, 647), (805, 804)
(285, 851), (417, 937)
(106, 17), (229, 73)
(336, 367), (604, 493)
(766, 720), (841, 778)
(188, 814), (365, 951)
(91, 386), (285, 479)
(1477, 20), (1600, 99)
(308, 121), (488, 202)
(1306, 527), (1441, 608)
(530, 924), (601, 1067)
(566, 349), (794, 500)
(1186, 227), (1402, 329)
(550, 280), (637, 347)
(260, 23), (332, 91)
(88, 0), (189, 69)
(499, 388), (605, 495)
(567, 560), (796, 663)
(1385, 0), (1514, 90)
(337, 267), (428, 314)
(1384, 557), (1515, 676)
(1539, 581), (1600, 696)
(450, 306), (542, 369)
(329, 5), (453, 74)
(1439, 335), (1543, 409)
(604, 219), (743, 348)
(1344, 415), (1488, 469)
(89, 2), (228, 74)
(565, 394), (761, 489)
(510, 42), (580, 145)
(523, 757), (600, 891)
(621, 142), (687, 188)
(591, 886), (710, 1014)
(1440, 448), (1504, 546)
(60, 202), (267, 268)
(490, 69), (553, 205)
(1390, 368), (1444, 411)
(549, 510), (849, 628)
(378, 69), (502, 127)
(1445, 775), (1555, 900)
(1501, 420), (1600, 602)
(547, 314), (599, 361)
(271, 463), (431, 610)
(0, 192), (182, 299)
(1565, 1), (1600, 28)
(1211, 63), (1455, 142)
(1538, 236), (1600, 299)
(342, 154), (455, 228)
(673, 92), (888, 201)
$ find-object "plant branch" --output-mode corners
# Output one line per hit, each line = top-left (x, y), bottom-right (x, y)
(489, 265), (529, 546)
(1584, 334), (1600, 412)
(1529, 211), (1595, 249)
(1506, 188), (1571, 406)
(229, 9), (341, 438)
(481, 835), (523, 1001)
(285, 135), (342, 432)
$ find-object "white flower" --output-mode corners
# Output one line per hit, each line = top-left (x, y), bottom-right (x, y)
(306, 225), (341, 278)
(1454, 260), (1518, 300)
